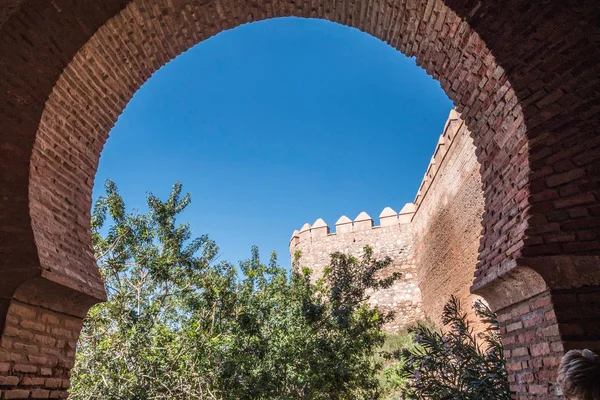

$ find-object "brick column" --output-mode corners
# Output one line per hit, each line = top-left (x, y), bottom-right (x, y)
(0, 279), (98, 399)
(472, 256), (600, 399)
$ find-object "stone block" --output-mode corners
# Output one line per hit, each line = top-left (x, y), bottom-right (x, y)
(379, 207), (398, 227)
(334, 216), (353, 234)
(298, 223), (311, 242)
(398, 203), (416, 224)
(353, 212), (373, 231)
(311, 218), (330, 238)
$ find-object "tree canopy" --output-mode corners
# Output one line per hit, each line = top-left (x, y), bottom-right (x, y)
(70, 180), (399, 400)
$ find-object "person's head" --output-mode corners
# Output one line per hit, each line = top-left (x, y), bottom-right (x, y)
(558, 349), (600, 400)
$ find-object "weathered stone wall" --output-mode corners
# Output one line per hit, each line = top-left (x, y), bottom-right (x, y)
(291, 110), (484, 331)
(291, 214), (424, 333)
(410, 110), (484, 325)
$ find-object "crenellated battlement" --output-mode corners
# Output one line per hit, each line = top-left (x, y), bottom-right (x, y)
(290, 205), (417, 250)
(413, 109), (464, 209)
(290, 205), (422, 333)
(290, 110), (466, 252)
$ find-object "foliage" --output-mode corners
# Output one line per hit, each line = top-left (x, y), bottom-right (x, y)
(395, 296), (510, 400)
(375, 322), (436, 400)
(375, 332), (417, 399)
(71, 180), (221, 399)
(70, 180), (400, 400)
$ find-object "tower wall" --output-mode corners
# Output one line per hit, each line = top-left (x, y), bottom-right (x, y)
(290, 109), (484, 331)
(410, 110), (485, 326)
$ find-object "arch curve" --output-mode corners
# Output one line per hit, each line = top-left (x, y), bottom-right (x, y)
(28, 0), (525, 306)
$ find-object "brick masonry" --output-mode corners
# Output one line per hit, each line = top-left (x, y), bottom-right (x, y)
(498, 291), (565, 398)
(0, 301), (80, 399)
(411, 110), (484, 326)
(1, 0), (599, 398)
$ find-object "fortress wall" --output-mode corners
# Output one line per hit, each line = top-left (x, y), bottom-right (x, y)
(290, 109), (484, 331)
(290, 215), (424, 333)
(410, 110), (485, 326)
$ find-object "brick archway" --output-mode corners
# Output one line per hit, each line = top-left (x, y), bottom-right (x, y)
(1, 1), (599, 398)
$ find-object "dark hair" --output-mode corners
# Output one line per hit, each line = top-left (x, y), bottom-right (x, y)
(558, 349), (600, 399)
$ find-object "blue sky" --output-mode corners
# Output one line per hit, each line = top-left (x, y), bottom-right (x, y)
(93, 17), (453, 268)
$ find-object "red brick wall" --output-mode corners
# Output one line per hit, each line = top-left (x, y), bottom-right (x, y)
(495, 284), (600, 399)
(411, 113), (485, 325)
(498, 292), (564, 398)
(552, 287), (600, 354)
(0, 301), (83, 399)
(24, 0), (526, 307)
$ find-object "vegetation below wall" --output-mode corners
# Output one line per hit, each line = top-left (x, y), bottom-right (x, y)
(376, 330), (422, 398)
(383, 297), (510, 400)
(71, 181), (509, 400)
(375, 297), (509, 400)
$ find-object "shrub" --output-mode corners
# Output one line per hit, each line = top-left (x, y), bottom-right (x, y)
(376, 331), (417, 399)
(396, 296), (510, 400)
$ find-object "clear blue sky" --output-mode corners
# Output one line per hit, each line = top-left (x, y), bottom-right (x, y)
(93, 17), (453, 268)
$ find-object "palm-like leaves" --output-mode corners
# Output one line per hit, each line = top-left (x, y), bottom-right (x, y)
(397, 296), (510, 400)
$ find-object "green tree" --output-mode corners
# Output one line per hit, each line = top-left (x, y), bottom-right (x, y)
(70, 180), (400, 400)
(215, 246), (399, 400)
(375, 330), (421, 399)
(71, 180), (223, 399)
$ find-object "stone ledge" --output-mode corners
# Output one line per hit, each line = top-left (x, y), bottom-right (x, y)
(13, 276), (105, 319)
(471, 255), (600, 311)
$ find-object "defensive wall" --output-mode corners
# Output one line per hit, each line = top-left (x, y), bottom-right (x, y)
(290, 110), (485, 330)
(290, 211), (424, 332)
